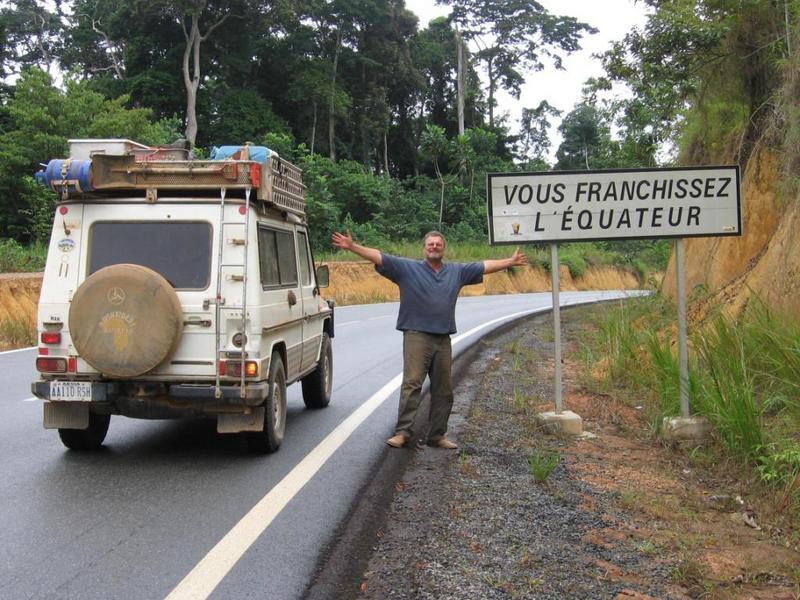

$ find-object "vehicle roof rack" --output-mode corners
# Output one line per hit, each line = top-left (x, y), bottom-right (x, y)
(38, 141), (306, 217)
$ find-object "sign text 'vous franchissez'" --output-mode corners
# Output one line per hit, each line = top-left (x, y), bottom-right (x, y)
(487, 166), (741, 244)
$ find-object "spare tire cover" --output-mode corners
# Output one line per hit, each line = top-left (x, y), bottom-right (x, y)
(69, 264), (183, 378)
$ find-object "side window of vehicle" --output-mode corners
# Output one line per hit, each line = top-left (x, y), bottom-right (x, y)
(258, 227), (298, 287)
(297, 231), (312, 287)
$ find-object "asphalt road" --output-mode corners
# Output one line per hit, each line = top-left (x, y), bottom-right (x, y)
(0, 291), (641, 600)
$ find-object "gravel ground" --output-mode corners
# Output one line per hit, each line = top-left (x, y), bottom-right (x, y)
(355, 310), (683, 600)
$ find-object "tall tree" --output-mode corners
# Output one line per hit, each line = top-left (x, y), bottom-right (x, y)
(62, 0), (291, 147)
(174, 1), (232, 146)
(517, 99), (560, 166)
(554, 102), (619, 171)
(304, 0), (371, 160)
(442, 0), (594, 127)
(0, 0), (62, 79)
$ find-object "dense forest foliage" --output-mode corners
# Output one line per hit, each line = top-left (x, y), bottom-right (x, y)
(0, 0), (796, 262)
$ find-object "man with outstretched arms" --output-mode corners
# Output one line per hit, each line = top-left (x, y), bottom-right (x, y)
(332, 230), (527, 449)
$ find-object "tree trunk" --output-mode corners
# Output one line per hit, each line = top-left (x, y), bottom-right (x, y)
(456, 30), (466, 136)
(310, 100), (317, 155)
(383, 131), (389, 175)
(328, 29), (342, 161)
(456, 30), (467, 179)
(785, 0), (792, 56)
(487, 56), (496, 129)
(180, 9), (229, 148)
(182, 17), (202, 147)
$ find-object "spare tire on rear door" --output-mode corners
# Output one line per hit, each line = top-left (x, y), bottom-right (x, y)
(69, 263), (183, 377)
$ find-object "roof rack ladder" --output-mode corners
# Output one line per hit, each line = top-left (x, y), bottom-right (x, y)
(213, 187), (252, 400)
(213, 187), (227, 399)
(236, 187), (251, 397)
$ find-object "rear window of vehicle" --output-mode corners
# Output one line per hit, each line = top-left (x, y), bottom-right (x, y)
(89, 222), (212, 289)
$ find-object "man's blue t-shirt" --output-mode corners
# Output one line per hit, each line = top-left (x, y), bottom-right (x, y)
(376, 253), (484, 334)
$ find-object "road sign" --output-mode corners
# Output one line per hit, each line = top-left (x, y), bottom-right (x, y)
(487, 166), (741, 244)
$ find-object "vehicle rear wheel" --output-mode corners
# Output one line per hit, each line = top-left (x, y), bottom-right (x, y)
(58, 413), (111, 450)
(301, 333), (332, 409)
(247, 352), (287, 453)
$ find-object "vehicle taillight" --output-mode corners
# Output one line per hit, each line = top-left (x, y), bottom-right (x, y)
(68, 357), (77, 373)
(37, 357), (67, 373)
(41, 332), (61, 344)
(220, 360), (258, 378)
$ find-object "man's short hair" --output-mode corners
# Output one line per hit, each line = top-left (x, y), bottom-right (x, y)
(423, 231), (446, 246)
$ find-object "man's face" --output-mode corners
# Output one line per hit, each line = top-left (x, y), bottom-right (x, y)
(423, 236), (445, 261)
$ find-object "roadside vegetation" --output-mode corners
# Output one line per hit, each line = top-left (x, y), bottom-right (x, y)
(319, 238), (669, 281)
(0, 239), (46, 273)
(0, 316), (35, 350)
(579, 293), (800, 518)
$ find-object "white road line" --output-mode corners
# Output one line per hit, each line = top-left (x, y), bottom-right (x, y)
(336, 315), (392, 327)
(164, 307), (544, 600)
(0, 346), (36, 355)
(23, 397), (39, 402)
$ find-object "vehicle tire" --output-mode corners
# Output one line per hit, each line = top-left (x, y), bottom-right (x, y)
(69, 264), (183, 378)
(301, 333), (332, 409)
(247, 352), (287, 453)
(58, 413), (111, 450)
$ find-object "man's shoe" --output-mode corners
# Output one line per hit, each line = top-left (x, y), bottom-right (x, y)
(428, 437), (458, 450)
(386, 433), (408, 448)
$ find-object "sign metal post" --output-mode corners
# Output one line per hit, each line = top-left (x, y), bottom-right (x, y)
(676, 238), (690, 417)
(550, 243), (563, 413)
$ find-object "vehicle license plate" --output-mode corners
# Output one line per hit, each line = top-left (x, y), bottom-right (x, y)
(49, 381), (92, 402)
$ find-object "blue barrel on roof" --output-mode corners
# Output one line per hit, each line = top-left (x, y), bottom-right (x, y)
(40, 159), (94, 193)
(210, 145), (272, 163)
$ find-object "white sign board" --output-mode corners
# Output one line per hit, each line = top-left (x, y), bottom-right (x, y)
(487, 166), (741, 244)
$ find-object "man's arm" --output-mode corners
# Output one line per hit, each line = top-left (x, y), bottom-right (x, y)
(483, 247), (527, 275)
(331, 231), (383, 266)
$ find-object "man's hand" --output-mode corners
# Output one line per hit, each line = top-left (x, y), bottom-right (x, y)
(483, 246), (528, 275)
(332, 231), (353, 250)
(509, 247), (527, 267)
(331, 230), (383, 265)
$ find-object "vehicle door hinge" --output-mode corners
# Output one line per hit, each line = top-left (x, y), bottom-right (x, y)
(203, 297), (225, 311)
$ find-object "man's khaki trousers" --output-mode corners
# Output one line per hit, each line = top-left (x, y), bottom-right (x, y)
(395, 330), (453, 442)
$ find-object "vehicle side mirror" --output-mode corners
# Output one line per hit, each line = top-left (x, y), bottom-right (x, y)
(316, 264), (330, 288)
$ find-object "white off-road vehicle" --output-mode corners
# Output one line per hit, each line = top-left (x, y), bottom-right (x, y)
(31, 139), (334, 453)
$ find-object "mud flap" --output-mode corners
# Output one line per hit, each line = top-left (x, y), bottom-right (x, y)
(44, 402), (90, 430)
(217, 408), (265, 433)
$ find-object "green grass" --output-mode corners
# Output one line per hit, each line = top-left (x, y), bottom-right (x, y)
(527, 449), (560, 483)
(577, 293), (800, 511)
(0, 239), (47, 272)
(693, 311), (764, 461)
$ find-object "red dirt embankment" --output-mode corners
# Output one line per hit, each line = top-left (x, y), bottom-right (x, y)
(662, 145), (798, 318)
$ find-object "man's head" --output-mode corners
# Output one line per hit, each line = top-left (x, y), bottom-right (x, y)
(422, 231), (446, 263)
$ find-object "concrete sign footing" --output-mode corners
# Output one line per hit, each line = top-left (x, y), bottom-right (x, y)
(662, 416), (712, 443)
(536, 410), (583, 435)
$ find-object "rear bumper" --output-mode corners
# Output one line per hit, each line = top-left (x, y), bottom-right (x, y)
(169, 382), (267, 405)
(32, 380), (267, 407)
